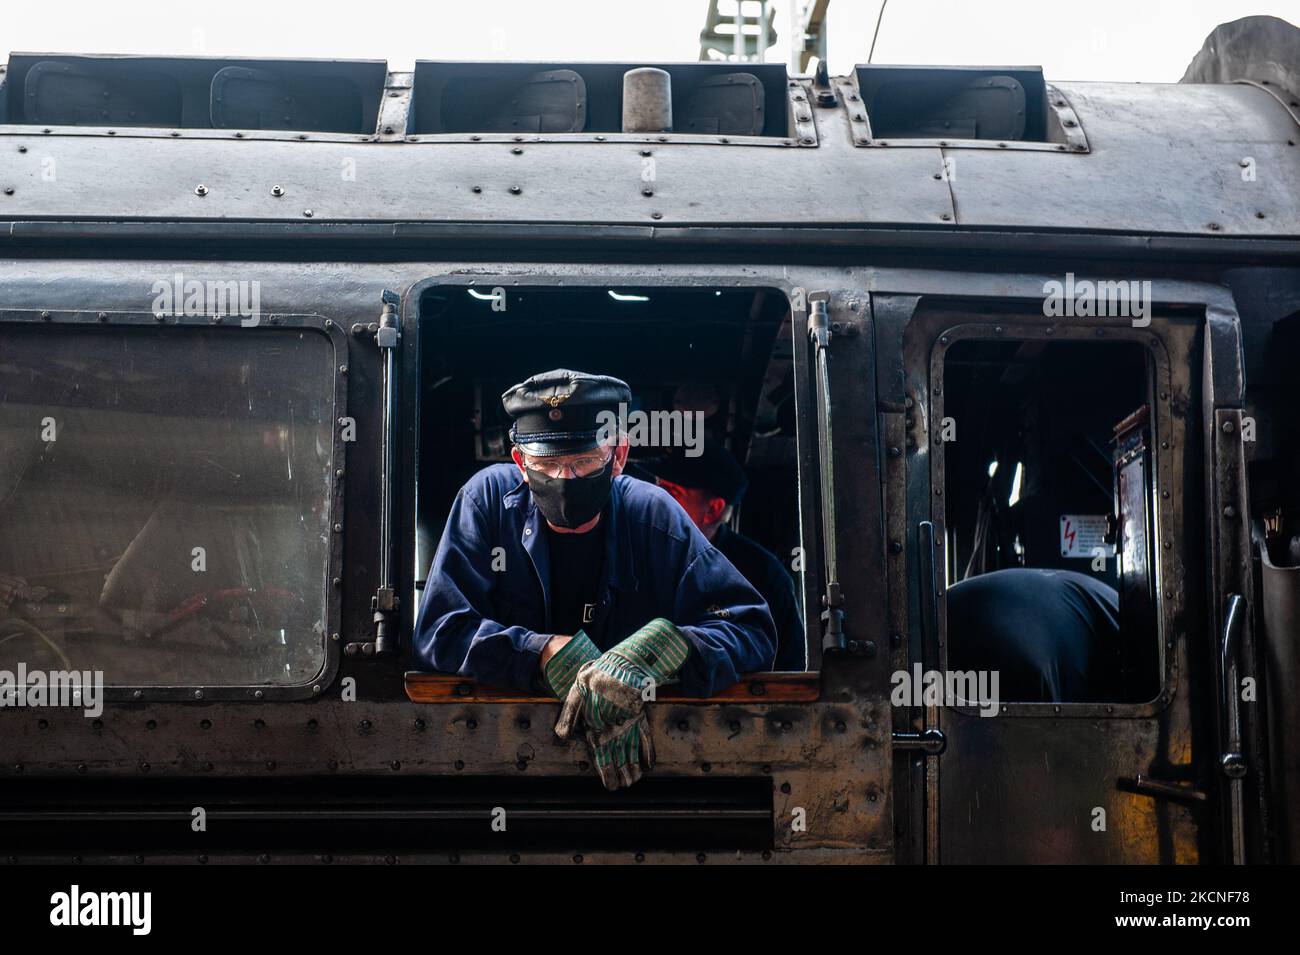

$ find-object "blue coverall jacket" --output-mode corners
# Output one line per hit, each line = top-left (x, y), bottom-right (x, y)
(412, 464), (778, 696)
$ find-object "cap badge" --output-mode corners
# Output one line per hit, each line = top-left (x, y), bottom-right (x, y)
(548, 408), (564, 421)
(542, 394), (571, 408)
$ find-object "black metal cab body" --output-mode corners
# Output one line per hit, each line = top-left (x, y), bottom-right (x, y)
(0, 52), (1297, 864)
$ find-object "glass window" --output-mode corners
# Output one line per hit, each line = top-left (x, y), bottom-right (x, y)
(940, 337), (1160, 704)
(0, 324), (336, 688)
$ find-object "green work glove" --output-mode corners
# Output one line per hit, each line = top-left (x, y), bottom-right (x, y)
(585, 711), (655, 791)
(541, 629), (601, 699)
(554, 618), (691, 790)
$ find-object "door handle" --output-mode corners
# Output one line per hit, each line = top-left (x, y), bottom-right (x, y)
(1220, 594), (1246, 779)
(1219, 592), (1246, 865)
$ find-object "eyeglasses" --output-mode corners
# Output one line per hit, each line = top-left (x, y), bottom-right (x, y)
(524, 448), (612, 479)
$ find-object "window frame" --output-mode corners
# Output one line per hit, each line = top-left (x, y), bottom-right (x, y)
(403, 275), (824, 701)
(0, 307), (348, 702)
(927, 320), (1181, 719)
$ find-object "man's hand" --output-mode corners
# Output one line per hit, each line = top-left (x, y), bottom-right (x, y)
(539, 634), (572, 668)
(540, 630), (600, 699)
(554, 618), (691, 790)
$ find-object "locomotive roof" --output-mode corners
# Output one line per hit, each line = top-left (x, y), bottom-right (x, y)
(1, 52), (1297, 240)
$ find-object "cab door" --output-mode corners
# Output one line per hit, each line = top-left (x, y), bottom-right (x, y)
(877, 283), (1261, 864)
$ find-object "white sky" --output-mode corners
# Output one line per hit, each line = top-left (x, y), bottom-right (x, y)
(3, 0), (1297, 81)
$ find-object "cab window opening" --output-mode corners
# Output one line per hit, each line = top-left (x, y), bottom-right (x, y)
(412, 284), (813, 692)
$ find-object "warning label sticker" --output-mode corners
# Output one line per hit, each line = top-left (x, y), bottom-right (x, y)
(1060, 514), (1114, 558)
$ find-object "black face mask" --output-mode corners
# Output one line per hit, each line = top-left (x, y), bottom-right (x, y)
(525, 465), (614, 529)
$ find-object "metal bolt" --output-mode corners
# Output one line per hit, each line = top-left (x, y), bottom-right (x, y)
(509, 185), (522, 195)
(303, 209), (314, 217)
(271, 185), (284, 197)
(194, 184), (208, 196)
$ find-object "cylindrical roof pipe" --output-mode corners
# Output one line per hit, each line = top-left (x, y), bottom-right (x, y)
(622, 67), (672, 133)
